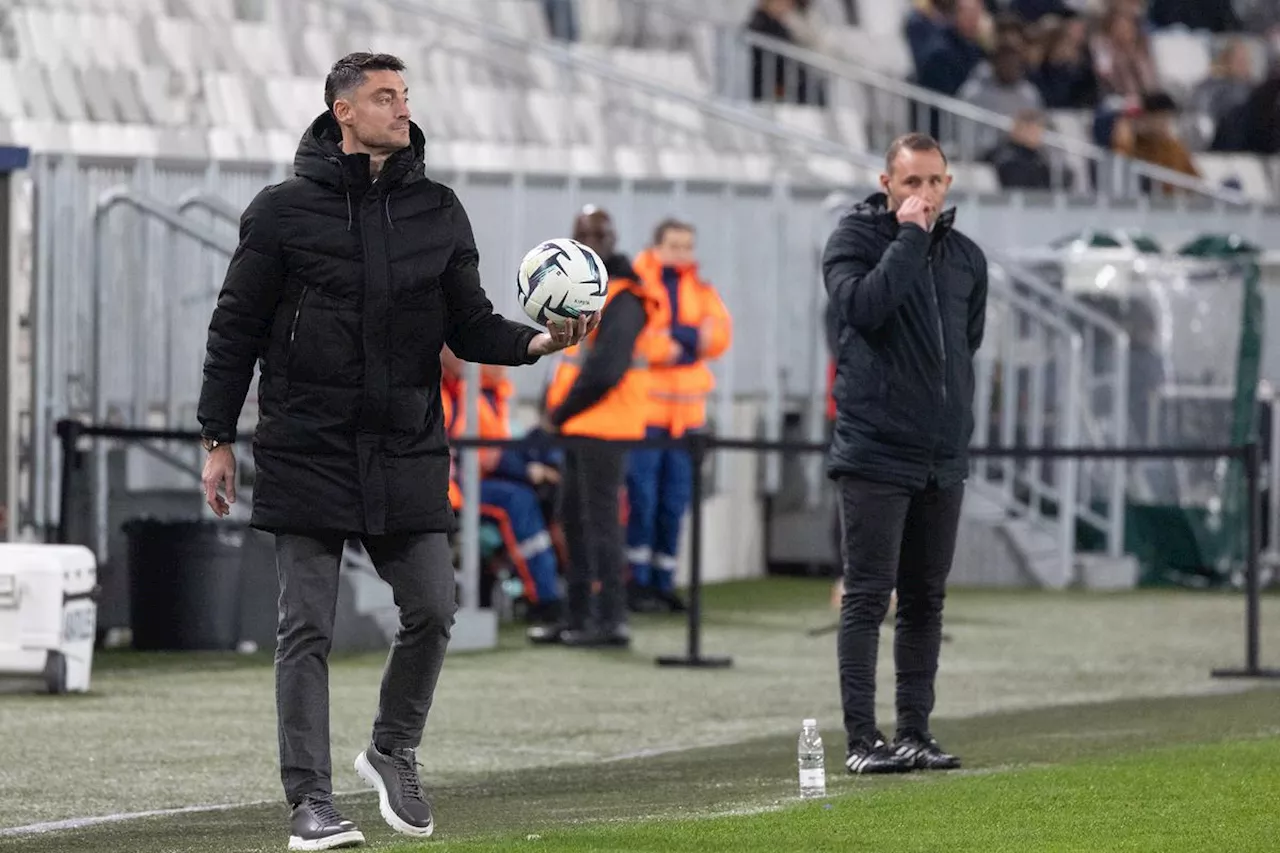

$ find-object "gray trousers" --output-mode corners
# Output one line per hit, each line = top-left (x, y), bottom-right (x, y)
(274, 531), (457, 806)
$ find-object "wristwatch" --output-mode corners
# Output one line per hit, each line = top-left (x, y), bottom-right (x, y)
(201, 436), (225, 452)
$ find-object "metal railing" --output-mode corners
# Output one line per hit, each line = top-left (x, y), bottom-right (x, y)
(312, 0), (883, 174)
(86, 189), (238, 563)
(988, 253), (1130, 558)
(974, 266), (1084, 588)
(608, 0), (1253, 205)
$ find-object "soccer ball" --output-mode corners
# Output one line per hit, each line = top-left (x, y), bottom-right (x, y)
(517, 238), (609, 326)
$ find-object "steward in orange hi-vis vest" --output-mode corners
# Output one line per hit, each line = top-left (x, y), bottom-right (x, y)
(531, 206), (675, 648)
(625, 219), (731, 613)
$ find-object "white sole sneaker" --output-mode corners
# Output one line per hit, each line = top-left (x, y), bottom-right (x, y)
(354, 751), (435, 838)
(287, 828), (365, 851)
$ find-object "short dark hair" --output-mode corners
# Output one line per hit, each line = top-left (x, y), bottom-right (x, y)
(324, 52), (407, 113)
(652, 218), (694, 246)
(884, 133), (948, 174)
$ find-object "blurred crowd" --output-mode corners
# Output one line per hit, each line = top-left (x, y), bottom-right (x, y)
(748, 0), (1280, 190)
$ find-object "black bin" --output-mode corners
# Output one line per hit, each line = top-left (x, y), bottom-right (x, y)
(124, 519), (248, 651)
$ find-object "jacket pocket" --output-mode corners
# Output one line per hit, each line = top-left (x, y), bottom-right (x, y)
(284, 286), (310, 400)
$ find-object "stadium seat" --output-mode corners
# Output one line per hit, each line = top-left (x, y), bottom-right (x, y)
(1149, 30), (1212, 97)
(107, 69), (152, 125)
(949, 161), (1000, 195)
(1193, 154), (1276, 204)
(807, 154), (861, 186)
(579, 0), (623, 46)
(833, 107), (869, 153)
(772, 104), (835, 143)
(0, 63), (24, 121)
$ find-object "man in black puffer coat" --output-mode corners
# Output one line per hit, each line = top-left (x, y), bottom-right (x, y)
(822, 133), (987, 779)
(197, 53), (593, 851)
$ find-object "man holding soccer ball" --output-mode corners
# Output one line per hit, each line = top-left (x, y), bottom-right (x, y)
(197, 53), (593, 851)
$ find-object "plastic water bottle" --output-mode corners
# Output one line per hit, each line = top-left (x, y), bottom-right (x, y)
(798, 718), (826, 799)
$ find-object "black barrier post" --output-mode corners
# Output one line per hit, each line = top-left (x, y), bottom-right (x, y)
(657, 433), (732, 669)
(54, 419), (83, 545)
(1213, 441), (1280, 679)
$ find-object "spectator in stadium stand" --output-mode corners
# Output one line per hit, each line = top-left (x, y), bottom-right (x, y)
(1148, 0), (1243, 32)
(196, 52), (592, 851)
(1030, 11), (1100, 108)
(1091, 5), (1159, 98)
(958, 42), (1046, 152)
(543, 0), (578, 42)
(821, 132), (987, 776)
(1235, 0), (1280, 33)
(1189, 39), (1258, 148)
(914, 0), (989, 97)
(1113, 91), (1202, 193)
(1212, 55), (1280, 154)
(983, 108), (1074, 189)
(1010, 0), (1074, 22)
(748, 0), (826, 105)
(625, 220), (732, 615)
(536, 206), (677, 647)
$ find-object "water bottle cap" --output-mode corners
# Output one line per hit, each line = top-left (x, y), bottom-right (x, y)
(803, 718), (817, 727)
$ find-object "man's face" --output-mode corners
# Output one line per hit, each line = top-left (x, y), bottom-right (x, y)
(656, 228), (696, 267)
(954, 0), (982, 41)
(333, 69), (412, 155)
(881, 148), (952, 226)
(1011, 117), (1045, 148)
(993, 50), (1024, 85)
(572, 211), (617, 259)
(1226, 43), (1253, 80)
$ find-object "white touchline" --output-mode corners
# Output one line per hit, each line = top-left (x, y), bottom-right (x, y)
(0, 790), (368, 839)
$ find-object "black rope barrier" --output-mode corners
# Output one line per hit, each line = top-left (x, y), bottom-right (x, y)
(53, 419), (1277, 678)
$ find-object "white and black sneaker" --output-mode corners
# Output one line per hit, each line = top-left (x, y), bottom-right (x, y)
(354, 744), (435, 838)
(845, 732), (913, 775)
(288, 795), (364, 851)
(893, 730), (961, 770)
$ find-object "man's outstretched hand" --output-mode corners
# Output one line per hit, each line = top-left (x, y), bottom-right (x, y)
(528, 312), (599, 358)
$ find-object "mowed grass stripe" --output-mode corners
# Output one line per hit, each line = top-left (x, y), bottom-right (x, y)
(5, 688), (1277, 853)
(427, 738), (1280, 853)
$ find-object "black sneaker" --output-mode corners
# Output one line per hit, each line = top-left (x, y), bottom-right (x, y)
(560, 624), (631, 648)
(354, 745), (434, 838)
(893, 731), (961, 770)
(845, 732), (913, 775)
(653, 590), (688, 613)
(288, 795), (364, 851)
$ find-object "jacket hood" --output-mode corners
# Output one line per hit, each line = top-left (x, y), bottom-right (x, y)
(293, 112), (428, 191)
(848, 192), (957, 241)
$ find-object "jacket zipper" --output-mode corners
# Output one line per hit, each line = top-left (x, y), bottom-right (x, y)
(286, 286), (309, 381)
(927, 256), (947, 406)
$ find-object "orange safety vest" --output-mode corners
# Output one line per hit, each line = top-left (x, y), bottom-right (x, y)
(544, 275), (675, 439)
(631, 249), (732, 437)
(443, 373), (513, 510)
(442, 376), (465, 511)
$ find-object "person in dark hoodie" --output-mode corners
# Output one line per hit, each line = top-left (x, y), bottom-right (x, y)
(821, 132), (988, 776)
(535, 206), (678, 647)
(197, 53), (594, 851)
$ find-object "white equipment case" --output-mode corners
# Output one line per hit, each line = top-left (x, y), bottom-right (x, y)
(0, 544), (98, 693)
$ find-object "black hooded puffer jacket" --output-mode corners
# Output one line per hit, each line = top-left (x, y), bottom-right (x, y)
(821, 192), (989, 489)
(198, 113), (539, 534)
